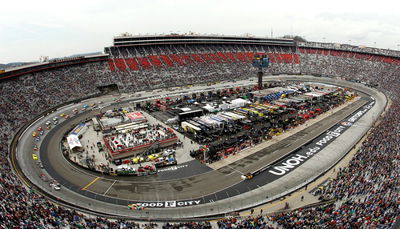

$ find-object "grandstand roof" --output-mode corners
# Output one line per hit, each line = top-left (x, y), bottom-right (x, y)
(112, 34), (295, 47)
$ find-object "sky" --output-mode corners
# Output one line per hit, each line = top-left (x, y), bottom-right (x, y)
(1, 0), (400, 63)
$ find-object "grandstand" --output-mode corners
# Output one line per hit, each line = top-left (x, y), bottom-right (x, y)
(0, 35), (399, 228)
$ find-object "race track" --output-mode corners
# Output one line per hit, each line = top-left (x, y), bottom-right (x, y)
(13, 76), (386, 219)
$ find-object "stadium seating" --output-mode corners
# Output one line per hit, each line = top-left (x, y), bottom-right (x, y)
(0, 42), (399, 228)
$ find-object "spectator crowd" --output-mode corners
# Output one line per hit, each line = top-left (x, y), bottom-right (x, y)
(0, 42), (398, 228)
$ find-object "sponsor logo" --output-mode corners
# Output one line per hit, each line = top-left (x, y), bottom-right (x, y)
(267, 100), (374, 177)
(157, 164), (188, 172)
(130, 200), (201, 208)
(268, 154), (308, 176)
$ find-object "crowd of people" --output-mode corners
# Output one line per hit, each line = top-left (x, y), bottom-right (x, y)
(105, 44), (301, 92)
(0, 42), (398, 228)
(217, 215), (278, 228)
(264, 50), (400, 228)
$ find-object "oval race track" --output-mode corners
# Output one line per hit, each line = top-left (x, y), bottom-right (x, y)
(13, 75), (387, 220)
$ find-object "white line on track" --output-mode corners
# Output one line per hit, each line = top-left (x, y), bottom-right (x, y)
(103, 180), (117, 196)
(226, 165), (244, 175)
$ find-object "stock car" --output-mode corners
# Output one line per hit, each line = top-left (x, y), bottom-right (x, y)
(32, 132), (37, 137)
(52, 117), (59, 125)
(241, 173), (254, 180)
(45, 121), (52, 129)
(128, 203), (145, 210)
(37, 161), (44, 169)
(39, 173), (49, 182)
(162, 149), (175, 157)
(82, 104), (89, 110)
(33, 145), (38, 151)
(154, 156), (177, 168)
(137, 165), (156, 173)
(132, 157), (145, 164)
(49, 182), (61, 191)
(32, 154), (38, 160)
(147, 154), (159, 161)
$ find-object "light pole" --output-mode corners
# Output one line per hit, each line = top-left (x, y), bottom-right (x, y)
(252, 54), (269, 90)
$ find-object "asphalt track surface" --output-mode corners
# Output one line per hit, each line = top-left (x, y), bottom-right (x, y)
(39, 92), (370, 207)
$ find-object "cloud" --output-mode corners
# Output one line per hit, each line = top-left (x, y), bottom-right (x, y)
(1, 0), (400, 62)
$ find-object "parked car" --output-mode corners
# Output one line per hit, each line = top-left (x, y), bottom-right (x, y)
(163, 149), (175, 157)
(132, 157), (145, 164)
(147, 154), (159, 161)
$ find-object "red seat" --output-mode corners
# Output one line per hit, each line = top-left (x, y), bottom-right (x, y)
(108, 60), (116, 71)
(159, 55), (174, 67)
(148, 56), (162, 67)
(125, 58), (139, 71)
(114, 58), (127, 71)
(136, 57), (152, 69)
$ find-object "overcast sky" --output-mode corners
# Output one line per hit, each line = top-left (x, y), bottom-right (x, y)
(1, 0), (399, 63)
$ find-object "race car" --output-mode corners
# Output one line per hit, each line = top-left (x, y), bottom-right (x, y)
(32, 132), (37, 137)
(132, 157), (145, 164)
(128, 203), (144, 210)
(32, 154), (38, 160)
(37, 161), (44, 169)
(162, 149), (175, 157)
(241, 173), (254, 180)
(45, 121), (52, 129)
(50, 182), (61, 191)
(154, 157), (177, 168)
(143, 165), (156, 171)
(52, 117), (59, 125)
(147, 154), (159, 161)
(39, 173), (49, 182)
